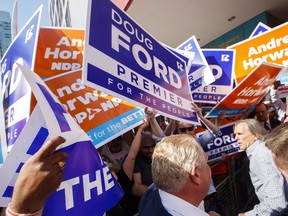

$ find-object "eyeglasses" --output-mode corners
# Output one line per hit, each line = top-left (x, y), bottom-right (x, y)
(179, 126), (194, 133)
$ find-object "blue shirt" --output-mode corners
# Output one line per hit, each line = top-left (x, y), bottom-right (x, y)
(245, 140), (288, 216)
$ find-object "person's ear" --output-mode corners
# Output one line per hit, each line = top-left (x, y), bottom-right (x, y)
(190, 166), (201, 185)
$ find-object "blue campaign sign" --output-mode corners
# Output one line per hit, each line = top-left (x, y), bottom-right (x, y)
(176, 35), (215, 92)
(11, 64), (124, 215)
(0, 142), (3, 165)
(0, 105), (123, 215)
(277, 67), (288, 84)
(197, 123), (240, 161)
(0, 6), (42, 151)
(192, 49), (234, 104)
(83, 0), (199, 125)
(249, 22), (270, 38)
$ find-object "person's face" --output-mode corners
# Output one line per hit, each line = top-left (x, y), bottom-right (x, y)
(178, 122), (195, 136)
(272, 153), (288, 181)
(140, 138), (156, 159)
(255, 104), (269, 122)
(108, 136), (123, 153)
(234, 123), (257, 150)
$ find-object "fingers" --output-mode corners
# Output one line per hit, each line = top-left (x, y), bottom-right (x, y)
(47, 151), (69, 166)
(36, 136), (66, 159)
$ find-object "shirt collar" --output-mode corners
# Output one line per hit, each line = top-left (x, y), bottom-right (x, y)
(158, 189), (208, 216)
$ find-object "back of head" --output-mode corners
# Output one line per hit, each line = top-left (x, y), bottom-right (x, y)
(234, 118), (267, 140)
(265, 123), (288, 163)
(151, 134), (205, 193)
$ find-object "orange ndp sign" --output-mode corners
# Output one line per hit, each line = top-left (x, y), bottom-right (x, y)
(229, 22), (288, 84)
(206, 62), (283, 118)
(44, 70), (138, 132)
(34, 27), (84, 79)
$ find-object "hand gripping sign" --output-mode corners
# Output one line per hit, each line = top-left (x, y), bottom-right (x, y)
(83, 0), (199, 125)
(0, 64), (124, 215)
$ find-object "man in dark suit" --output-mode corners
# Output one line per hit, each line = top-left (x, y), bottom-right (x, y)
(254, 102), (281, 131)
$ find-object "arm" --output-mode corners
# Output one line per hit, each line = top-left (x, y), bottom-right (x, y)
(246, 148), (287, 215)
(164, 118), (178, 136)
(8, 136), (68, 215)
(144, 107), (165, 138)
(192, 103), (221, 135)
(122, 121), (148, 180)
(270, 85), (287, 122)
(132, 173), (148, 197)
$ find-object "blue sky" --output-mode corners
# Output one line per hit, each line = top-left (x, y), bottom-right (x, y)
(0, 0), (50, 30)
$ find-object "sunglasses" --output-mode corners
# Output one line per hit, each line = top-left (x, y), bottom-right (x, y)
(179, 126), (195, 133)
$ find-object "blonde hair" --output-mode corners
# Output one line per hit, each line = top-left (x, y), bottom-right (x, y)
(265, 123), (288, 168)
(151, 134), (205, 192)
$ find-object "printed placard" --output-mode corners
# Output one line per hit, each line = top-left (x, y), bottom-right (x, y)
(34, 27), (84, 79)
(206, 62), (283, 117)
(176, 35), (215, 92)
(0, 6), (42, 156)
(0, 63), (124, 215)
(249, 22), (271, 38)
(45, 70), (145, 148)
(277, 67), (288, 84)
(192, 49), (234, 103)
(228, 22), (288, 84)
(83, 0), (199, 125)
(197, 123), (240, 161)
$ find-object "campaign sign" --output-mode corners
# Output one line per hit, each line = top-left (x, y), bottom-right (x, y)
(206, 62), (283, 118)
(83, 0), (199, 124)
(0, 141), (3, 165)
(45, 70), (145, 148)
(0, 6), (42, 154)
(278, 85), (288, 98)
(249, 22), (270, 38)
(197, 123), (239, 161)
(228, 22), (288, 84)
(176, 35), (215, 92)
(192, 49), (234, 103)
(277, 67), (288, 84)
(34, 27), (85, 79)
(1, 63), (124, 215)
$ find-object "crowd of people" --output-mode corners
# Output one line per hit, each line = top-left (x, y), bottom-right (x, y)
(1, 83), (288, 216)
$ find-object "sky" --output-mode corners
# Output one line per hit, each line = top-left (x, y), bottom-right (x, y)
(0, 0), (50, 30)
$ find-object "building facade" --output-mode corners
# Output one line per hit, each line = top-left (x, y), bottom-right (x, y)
(48, 0), (72, 27)
(0, 11), (11, 58)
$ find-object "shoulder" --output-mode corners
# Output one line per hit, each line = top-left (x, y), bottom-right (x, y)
(270, 117), (281, 127)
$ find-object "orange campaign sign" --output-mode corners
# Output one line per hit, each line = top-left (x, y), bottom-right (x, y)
(206, 62), (283, 118)
(228, 22), (288, 84)
(34, 27), (84, 79)
(44, 69), (145, 148)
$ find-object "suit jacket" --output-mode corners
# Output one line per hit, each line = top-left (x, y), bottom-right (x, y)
(269, 117), (281, 129)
